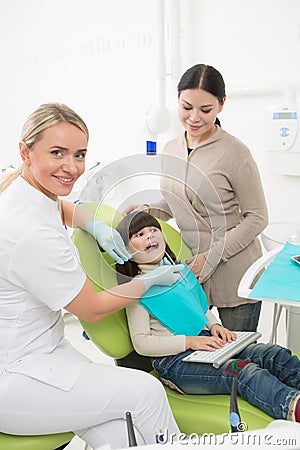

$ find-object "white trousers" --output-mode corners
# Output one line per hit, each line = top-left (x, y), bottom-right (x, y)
(0, 362), (179, 448)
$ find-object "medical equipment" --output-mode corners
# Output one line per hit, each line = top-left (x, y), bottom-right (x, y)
(145, 105), (171, 155)
(238, 247), (300, 352)
(259, 223), (300, 351)
(182, 331), (261, 368)
(267, 109), (298, 152)
(126, 411), (137, 447)
(143, 0), (182, 155)
(230, 378), (241, 433)
(261, 222), (300, 251)
(164, 250), (188, 283)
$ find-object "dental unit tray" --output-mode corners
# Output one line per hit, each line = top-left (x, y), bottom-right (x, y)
(238, 243), (300, 306)
(237, 243), (300, 348)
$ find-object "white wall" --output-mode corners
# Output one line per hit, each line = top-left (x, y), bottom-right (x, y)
(0, 0), (159, 171)
(2, 0), (299, 222)
(188, 0), (300, 224)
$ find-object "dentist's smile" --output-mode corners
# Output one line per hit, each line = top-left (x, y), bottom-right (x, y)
(53, 175), (76, 185)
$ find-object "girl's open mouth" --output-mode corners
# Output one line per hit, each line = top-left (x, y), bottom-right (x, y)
(145, 242), (159, 252)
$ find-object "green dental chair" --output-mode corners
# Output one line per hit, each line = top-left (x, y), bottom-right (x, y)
(72, 202), (275, 435)
(0, 432), (74, 450)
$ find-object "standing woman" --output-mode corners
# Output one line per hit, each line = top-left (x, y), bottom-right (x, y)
(0, 103), (182, 448)
(124, 64), (268, 332)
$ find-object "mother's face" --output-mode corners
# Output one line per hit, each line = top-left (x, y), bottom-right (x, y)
(178, 88), (225, 144)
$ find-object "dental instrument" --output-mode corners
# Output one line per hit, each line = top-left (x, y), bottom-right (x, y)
(164, 250), (188, 283)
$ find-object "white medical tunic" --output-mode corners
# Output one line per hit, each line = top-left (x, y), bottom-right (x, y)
(0, 176), (88, 391)
(0, 177), (180, 447)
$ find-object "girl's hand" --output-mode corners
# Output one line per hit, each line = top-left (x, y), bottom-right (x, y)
(186, 335), (225, 352)
(186, 253), (206, 278)
(210, 324), (237, 344)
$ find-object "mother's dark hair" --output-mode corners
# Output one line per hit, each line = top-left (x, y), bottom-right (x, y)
(115, 211), (176, 285)
(177, 63), (226, 102)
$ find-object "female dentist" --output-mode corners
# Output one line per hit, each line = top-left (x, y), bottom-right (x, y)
(0, 103), (182, 448)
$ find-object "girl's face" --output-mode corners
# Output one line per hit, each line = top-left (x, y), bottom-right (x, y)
(178, 88), (225, 147)
(20, 122), (87, 201)
(127, 226), (166, 265)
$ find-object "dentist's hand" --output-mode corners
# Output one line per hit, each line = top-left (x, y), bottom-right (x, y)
(160, 256), (173, 266)
(85, 218), (131, 264)
(186, 253), (206, 278)
(140, 264), (184, 290)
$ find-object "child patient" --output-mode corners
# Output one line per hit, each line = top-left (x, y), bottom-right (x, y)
(116, 211), (300, 423)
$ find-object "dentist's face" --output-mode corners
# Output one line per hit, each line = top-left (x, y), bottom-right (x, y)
(20, 122), (87, 201)
(127, 226), (166, 265)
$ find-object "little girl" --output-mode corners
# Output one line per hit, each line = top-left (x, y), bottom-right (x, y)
(116, 211), (300, 423)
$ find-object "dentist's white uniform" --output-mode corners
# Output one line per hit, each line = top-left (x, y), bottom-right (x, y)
(0, 177), (179, 449)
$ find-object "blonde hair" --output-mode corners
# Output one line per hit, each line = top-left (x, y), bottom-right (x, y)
(0, 103), (89, 193)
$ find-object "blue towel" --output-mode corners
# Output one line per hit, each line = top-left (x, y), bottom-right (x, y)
(139, 264), (208, 336)
(249, 242), (300, 302)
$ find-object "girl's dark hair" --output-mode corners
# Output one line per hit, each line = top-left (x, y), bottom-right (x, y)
(115, 211), (176, 285)
(178, 64), (226, 127)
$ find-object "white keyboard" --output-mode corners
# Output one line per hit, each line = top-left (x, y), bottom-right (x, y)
(182, 331), (262, 368)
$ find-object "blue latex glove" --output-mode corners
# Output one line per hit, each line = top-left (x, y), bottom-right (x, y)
(85, 218), (131, 264)
(140, 264), (184, 290)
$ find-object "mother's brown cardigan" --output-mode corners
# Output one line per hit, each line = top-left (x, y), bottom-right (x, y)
(149, 126), (268, 308)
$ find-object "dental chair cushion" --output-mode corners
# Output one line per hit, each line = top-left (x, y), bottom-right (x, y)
(0, 432), (73, 450)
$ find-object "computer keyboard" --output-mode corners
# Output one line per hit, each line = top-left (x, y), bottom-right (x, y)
(182, 331), (262, 368)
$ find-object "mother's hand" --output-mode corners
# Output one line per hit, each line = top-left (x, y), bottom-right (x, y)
(186, 253), (206, 278)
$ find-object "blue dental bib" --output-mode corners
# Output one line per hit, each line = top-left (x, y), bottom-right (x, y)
(139, 264), (208, 336)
